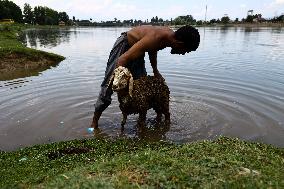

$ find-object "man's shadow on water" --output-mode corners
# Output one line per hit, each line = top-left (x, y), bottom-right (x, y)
(93, 118), (171, 142)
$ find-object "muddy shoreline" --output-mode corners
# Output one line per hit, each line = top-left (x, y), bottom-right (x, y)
(0, 49), (65, 80)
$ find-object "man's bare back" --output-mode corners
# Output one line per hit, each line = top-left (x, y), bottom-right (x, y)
(127, 25), (174, 49)
(117, 26), (177, 68)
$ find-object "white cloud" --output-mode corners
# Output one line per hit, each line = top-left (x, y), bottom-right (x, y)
(275, 0), (284, 4)
(12, 0), (284, 21)
(269, 0), (284, 7)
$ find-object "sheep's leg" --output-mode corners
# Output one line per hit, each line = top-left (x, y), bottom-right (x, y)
(164, 112), (171, 124)
(121, 112), (127, 127)
(138, 112), (147, 125)
(155, 111), (162, 122)
(163, 99), (170, 124)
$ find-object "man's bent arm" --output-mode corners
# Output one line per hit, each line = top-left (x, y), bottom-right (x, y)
(117, 35), (160, 67)
(148, 51), (160, 76)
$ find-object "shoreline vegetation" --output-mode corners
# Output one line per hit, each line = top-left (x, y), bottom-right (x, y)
(0, 23), (65, 80)
(0, 137), (283, 188)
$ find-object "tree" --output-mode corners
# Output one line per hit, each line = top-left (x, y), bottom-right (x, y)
(58, 12), (69, 23)
(0, 0), (22, 22)
(33, 6), (45, 25)
(221, 16), (230, 24)
(245, 14), (261, 23)
(246, 15), (254, 23)
(210, 19), (216, 24)
(23, 3), (33, 24)
(33, 6), (61, 25)
(44, 7), (59, 25)
(173, 15), (195, 25)
(278, 15), (284, 22)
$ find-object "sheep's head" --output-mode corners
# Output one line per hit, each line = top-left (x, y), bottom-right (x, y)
(110, 66), (134, 97)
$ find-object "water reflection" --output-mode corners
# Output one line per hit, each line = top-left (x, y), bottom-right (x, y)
(0, 64), (58, 81)
(135, 121), (171, 142)
(271, 27), (283, 33)
(3, 79), (30, 89)
(219, 26), (230, 34)
(20, 28), (73, 48)
(0, 29), (72, 81)
(93, 119), (171, 142)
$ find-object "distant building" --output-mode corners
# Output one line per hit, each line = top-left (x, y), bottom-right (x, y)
(77, 20), (91, 26)
(0, 19), (14, 24)
(247, 10), (254, 16)
(59, 21), (65, 26)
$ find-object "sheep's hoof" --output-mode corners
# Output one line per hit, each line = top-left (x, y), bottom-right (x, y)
(165, 118), (171, 125)
(121, 121), (126, 127)
(155, 113), (162, 123)
(121, 113), (127, 127)
(120, 125), (125, 132)
(155, 116), (162, 123)
(137, 118), (146, 127)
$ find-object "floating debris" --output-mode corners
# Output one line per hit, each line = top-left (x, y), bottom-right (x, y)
(87, 128), (94, 133)
(19, 157), (27, 162)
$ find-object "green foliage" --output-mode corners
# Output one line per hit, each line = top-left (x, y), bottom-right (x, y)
(271, 15), (284, 22)
(0, 1), (71, 25)
(246, 15), (254, 23)
(221, 16), (230, 24)
(0, 137), (283, 188)
(23, 3), (33, 24)
(246, 14), (262, 23)
(173, 15), (196, 25)
(58, 12), (69, 23)
(33, 6), (60, 25)
(0, 0), (22, 22)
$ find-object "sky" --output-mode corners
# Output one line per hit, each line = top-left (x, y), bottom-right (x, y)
(12, 0), (284, 21)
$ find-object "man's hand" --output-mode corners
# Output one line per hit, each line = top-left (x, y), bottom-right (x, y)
(116, 56), (127, 68)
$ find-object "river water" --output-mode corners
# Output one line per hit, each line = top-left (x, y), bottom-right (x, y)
(0, 27), (284, 151)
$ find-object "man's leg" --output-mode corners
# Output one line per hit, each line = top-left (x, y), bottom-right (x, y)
(91, 58), (116, 129)
(91, 84), (113, 128)
(91, 33), (129, 128)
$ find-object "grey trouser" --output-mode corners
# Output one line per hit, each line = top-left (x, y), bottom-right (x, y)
(94, 32), (147, 112)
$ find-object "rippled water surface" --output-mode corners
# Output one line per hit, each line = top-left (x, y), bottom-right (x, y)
(1, 27), (284, 151)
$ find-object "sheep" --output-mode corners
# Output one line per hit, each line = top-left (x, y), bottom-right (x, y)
(110, 66), (170, 127)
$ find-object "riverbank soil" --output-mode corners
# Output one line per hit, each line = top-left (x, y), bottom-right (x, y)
(0, 137), (283, 188)
(0, 24), (65, 80)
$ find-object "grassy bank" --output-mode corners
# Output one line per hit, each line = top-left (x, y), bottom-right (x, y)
(0, 24), (65, 80)
(0, 137), (283, 188)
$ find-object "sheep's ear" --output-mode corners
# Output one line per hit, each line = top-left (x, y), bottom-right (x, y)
(128, 75), (134, 97)
(108, 74), (115, 87)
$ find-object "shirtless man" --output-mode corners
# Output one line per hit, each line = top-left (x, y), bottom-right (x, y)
(91, 25), (200, 128)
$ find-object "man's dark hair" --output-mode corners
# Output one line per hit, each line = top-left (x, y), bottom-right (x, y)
(174, 25), (200, 51)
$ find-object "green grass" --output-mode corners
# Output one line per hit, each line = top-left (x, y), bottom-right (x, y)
(0, 23), (65, 59)
(0, 137), (283, 188)
(0, 23), (65, 80)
